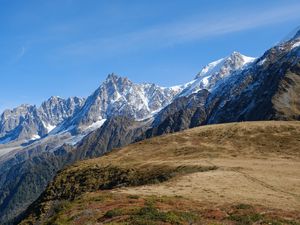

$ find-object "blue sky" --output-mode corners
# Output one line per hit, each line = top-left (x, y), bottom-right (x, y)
(1, 0), (300, 112)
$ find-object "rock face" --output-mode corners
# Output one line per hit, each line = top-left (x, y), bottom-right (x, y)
(0, 97), (85, 143)
(143, 90), (209, 138)
(59, 74), (181, 132)
(71, 116), (150, 159)
(0, 105), (44, 143)
(0, 29), (300, 225)
(39, 96), (85, 129)
(205, 33), (300, 123)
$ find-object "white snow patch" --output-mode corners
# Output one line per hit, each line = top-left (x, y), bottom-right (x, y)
(136, 107), (162, 121)
(64, 134), (86, 146)
(86, 119), (107, 130)
(169, 85), (183, 92)
(30, 134), (40, 141)
(258, 58), (266, 66)
(197, 58), (225, 78)
(111, 91), (122, 103)
(139, 92), (149, 111)
(45, 123), (56, 133)
(0, 146), (21, 157)
(201, 76), (210, 87)
(242, 55), (256, 64)
(291, 40), (300, 49)
(64, 119), (107, 145)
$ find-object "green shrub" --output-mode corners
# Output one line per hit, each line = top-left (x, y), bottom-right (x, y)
(104, 209), (123, 218)
(235, 203), (253, 210)
(127, 195), (140, 199)
(229, 213), (263, 225)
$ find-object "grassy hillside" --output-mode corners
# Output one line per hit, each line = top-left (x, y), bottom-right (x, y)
(20, 121), (300, 225)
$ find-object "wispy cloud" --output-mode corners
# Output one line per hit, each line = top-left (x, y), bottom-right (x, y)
(59, 3), (300, 58)
(13, 46), (27, 63)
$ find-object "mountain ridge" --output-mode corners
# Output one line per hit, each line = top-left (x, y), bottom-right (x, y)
(0, 96), (85, 144)
(0, 50), (253, 146)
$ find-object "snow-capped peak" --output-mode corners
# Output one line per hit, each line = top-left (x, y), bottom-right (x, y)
(179, 52), (255, 97)
(48, 96), (62, 100)
(195, 58), (225, 79)
(0, 52), (257, 144)
(195, 51), (255, 80)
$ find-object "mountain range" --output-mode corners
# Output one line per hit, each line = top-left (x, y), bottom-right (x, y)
(0, 51), (255, 147)
(0, 28), (299, 224)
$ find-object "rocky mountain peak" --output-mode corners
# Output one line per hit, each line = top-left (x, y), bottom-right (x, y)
(106, 73), (119, 80)
(229, 51), (244, 59)
(229, 51), (254, 64)
(105, 73), (130, 84)
(0, 96), (85, 143)
(39, 96), (85, 128)
(195, 51), (255, 80)
(178, 52), (255, 97)
(58, 74), (181, 131)
(45, 96), (64, 104)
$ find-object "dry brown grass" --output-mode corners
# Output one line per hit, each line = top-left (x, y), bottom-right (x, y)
(20, 121), (300, 224)
(64, 121), (300, 211)
(110, 121), (300, 211)
(91, 120), (300, 161)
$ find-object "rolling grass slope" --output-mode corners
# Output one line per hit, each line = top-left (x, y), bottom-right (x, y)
(20, 121), (300, 224)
